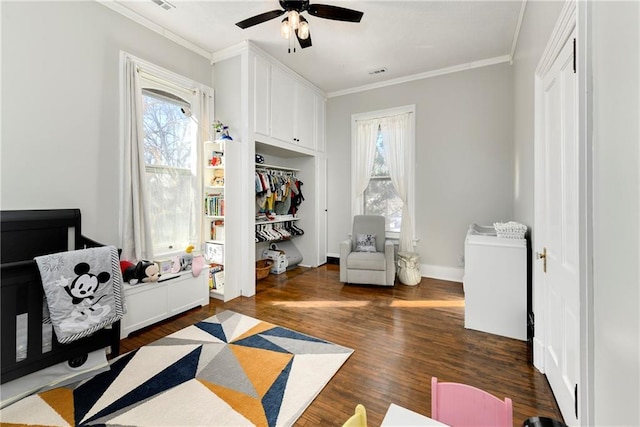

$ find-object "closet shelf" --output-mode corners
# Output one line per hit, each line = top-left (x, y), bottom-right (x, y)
(255, 163), (300, 173)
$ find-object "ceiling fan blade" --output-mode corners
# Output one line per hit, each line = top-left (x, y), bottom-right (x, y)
(236, 9), (285, 29)
(307, 4), (363, 22)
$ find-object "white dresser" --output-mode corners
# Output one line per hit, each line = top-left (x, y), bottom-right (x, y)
(463, 224), (527, 341)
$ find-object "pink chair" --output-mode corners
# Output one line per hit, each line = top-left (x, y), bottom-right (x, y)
(431, 377), (513, 427)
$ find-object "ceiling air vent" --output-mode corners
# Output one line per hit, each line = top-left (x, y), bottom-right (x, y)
(150, 0), (176, 11)
(368, 67), (387, 75)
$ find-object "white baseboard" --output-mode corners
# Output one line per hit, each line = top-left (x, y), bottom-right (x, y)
(533, 337), (545, 372)
(420, 264), (464, 283)
(327, 255), (463, 283)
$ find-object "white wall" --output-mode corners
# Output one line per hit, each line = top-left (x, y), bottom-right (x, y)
(591, 1), (640, 424)
(1, 1), (211, 245)
(512, 1), (565, 230)
(326, 63), (514, 275)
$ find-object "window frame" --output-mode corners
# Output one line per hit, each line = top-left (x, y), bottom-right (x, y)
(351, 105), (416, 241)
(120, 52), (212, 258)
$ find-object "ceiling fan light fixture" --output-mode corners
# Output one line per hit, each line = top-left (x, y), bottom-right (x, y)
(297, 21), (310, 40)
(235, 1), (363, 51)
(280, 18), (291, 39)
(288, 10), (300, 30)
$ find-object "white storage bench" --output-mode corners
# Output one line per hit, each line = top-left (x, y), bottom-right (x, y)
(120, 269), (209, 338)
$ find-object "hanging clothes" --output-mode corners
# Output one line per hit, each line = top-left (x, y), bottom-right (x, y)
(255, 169), (301, 216)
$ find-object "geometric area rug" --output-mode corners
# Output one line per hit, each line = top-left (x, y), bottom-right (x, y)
(0, 310), (354, 427)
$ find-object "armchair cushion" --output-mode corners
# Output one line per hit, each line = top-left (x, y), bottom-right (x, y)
(346, 251), (387, 271)
(355, 233), (377, 252)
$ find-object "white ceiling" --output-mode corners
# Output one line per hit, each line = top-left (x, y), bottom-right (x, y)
(110, 0), (524, 95)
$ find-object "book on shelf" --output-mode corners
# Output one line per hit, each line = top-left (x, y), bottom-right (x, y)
(210, 219), (225, 240)
(208, 263), (223, 289)
(204, 194), (224, 217)
(213, 270), (224, 292)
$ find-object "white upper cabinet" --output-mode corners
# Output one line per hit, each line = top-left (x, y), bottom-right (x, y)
(270, 66), (296, 144)
(294, 82), (315, 150)
(253, 55), (270, 137)
(254, 55), (324, 152)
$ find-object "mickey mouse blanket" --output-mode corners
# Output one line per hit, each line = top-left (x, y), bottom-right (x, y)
(35, 246), (125, 344)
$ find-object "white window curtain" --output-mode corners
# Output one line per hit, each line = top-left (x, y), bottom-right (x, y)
(352, 118), (379, 216)
(381, 113), (415, 253)
(196, 89), (212, 239)
(121, 57), (153, 262)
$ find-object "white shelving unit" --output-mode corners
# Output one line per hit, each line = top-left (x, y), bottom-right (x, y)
(210, 42), (327, 299)
(203, 140), (226, 300)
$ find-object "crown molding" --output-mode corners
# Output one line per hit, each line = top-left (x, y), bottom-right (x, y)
(210, 41), (251, 63)
(510, 0), (528, 64)
(97, 0), (211, 60)
(327, 55), (512, 98)
(536, 0), (576, 76)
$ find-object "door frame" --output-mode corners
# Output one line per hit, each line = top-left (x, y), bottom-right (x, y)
(533, 0), (593, 424)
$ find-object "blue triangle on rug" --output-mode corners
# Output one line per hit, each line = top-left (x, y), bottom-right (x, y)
(82, 346), (202, 424)
(195, 319), (228, 342)
(263, 357), (293, 426)
(73, 348), (139, 424)
(261, 326), (330, 343)
(233, 333), (289, 353)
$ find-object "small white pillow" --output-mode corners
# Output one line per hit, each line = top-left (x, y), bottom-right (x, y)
(355, 233), (377, 252)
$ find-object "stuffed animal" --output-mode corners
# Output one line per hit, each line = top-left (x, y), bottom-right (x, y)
(122, 260), (159, 285)
(179, 245), (195, 271)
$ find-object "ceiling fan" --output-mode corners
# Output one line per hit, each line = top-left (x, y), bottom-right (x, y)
(235, 0), (363, 51)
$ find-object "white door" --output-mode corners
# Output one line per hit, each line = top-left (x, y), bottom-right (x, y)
(316, 155), (328, 265)
(536, 31), (580, 425)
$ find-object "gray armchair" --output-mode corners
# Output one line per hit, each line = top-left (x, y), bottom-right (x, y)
(339, 215), (396, 286)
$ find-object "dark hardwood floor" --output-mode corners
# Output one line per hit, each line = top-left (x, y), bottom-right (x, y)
(119, 264), (563, 426)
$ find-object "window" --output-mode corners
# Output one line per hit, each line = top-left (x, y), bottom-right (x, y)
(363, 130), (403, 233)
(140, 87), (199, 255)
(121, 52), (210, 261)
(352, 105), (415, 246)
